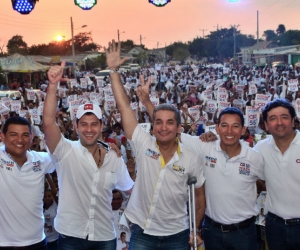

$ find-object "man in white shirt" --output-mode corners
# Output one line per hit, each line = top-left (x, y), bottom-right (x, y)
(255, 98), (300, 250)
(43, 62), (134, 250)
(0, 116), (55, 249)
(105, 40), (205, 250)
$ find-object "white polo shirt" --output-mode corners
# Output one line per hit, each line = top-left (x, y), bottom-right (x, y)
(255, 131), (300, 219)
(0, 147), (55, 247)
(50, 136), (134, 241)
(125, 125), (205, 236)
(181, 133), (264, 224)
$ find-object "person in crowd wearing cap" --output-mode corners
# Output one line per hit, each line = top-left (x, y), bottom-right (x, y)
(105, 40), (205, 249)
(255, 98), (300, 250)
(43, 61), (134, 250)
(266, 86), (279, 101)
(0, 116), (55, 249)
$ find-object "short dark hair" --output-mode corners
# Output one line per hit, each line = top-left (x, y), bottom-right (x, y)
(3, 116), (31, 135)
(112, 189), (123, 199)
(218, 107), (244, 127)
(153, 104), (181, 126)
(262, 98), (296, 122)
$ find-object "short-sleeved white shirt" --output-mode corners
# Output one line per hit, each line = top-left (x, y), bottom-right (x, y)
(0, 148), (55, 247)
(181, 133), (264, 224)
(125, 125), (205, 236)
(254, 131), (300, 219)
(50, 136), (134, 241)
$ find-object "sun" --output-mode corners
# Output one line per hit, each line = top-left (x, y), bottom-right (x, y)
(56, 35), (63, 42)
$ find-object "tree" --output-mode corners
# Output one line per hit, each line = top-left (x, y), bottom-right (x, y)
(6, 35), (28, 55)
(166, 42), (189, 57)
(121, 40), (135, 51)
(0, 65), (5, 85)
(85, 54), (106, 70)
(173, 47), (190, 63)
(276, 24), (286, 35)
(263, 30), (277, 41)
(275, 30), (300, 46)
(136, 51), (148, 66)
(72, 32), (101, 53)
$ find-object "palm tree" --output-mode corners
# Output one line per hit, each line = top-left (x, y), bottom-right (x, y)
(276, 24), (286, 35)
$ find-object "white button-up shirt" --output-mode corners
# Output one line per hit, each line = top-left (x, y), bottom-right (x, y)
(125, 125), (205, 236)
(51, 136), (134, 241)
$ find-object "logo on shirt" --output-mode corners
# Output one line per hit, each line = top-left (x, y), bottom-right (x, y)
(239, 163), (250, 176)
(173, 165), (185, 174)
(145, 149), (160, 160)
(205, 155), (217, 168)
(1, 158), (14, 171)
(296, 159), (300, 163)
(32, 160), (42, 172)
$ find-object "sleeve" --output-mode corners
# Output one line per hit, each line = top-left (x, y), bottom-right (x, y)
(190, 153), (205, 189)
(47, 134), (71, 164)
(115, 158), (134, 191)
(38, 152), (56, 174)
(181, 133), (205, 154)
(129, 124), (151, 157)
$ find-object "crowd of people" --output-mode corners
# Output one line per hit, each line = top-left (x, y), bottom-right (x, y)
(0, 40), (300, 250)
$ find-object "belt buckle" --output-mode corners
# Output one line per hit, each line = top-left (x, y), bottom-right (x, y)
(221, 225), (229, 233)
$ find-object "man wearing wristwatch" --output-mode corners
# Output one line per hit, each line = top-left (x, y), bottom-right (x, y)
(105, 39), (205, 250)
(136, 77), (264, 250)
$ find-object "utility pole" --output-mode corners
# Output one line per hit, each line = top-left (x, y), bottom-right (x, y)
(232, 24), (240, 59)
(157, 41), (159, 49)
(199, 29), (207, 38)
(118, 29), (120, 41)
(71, 17), (75, 77)
(257, 10), (259, 44)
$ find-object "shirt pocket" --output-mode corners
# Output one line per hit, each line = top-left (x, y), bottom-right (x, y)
(104, 172), (117, 191)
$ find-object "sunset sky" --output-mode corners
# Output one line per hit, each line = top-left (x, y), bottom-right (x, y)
(0, 0), (299, 52)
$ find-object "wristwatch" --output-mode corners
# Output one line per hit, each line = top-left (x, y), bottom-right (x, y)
(109, 69), (118, 74)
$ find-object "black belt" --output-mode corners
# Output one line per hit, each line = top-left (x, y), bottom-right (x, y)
(0, 238), (46, 250)
(205, 215), (256, 232)
(268, 212), (300, 226)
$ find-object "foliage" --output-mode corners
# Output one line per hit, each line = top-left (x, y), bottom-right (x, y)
(166, 42), (189, 57)
(6, 35), (28, 55)
(136, 51), (148, 65)
(173, 47), (190, 63)
(0, 65), (5, 84)
(85, 54), (106, 70)
(276, 24), (286, 35)
(274, 30), (300, 46)
(263, 30), (277, 41)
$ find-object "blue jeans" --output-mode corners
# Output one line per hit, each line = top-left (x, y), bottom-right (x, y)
(47, 240), (58, 250)
(129, 224), (189, 250)
(58, 234), (116, 250)
(202, 217), (257, 250)
(265, 213), (300, 250)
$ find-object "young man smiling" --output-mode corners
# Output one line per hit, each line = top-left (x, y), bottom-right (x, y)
(0, 117), (55, 249)
(43, 62), (133, 250)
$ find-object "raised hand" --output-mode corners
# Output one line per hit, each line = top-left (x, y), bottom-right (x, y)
(104, 39), (129, 70)
(136, 74), (151, 104)
(47, 61), (66, 86)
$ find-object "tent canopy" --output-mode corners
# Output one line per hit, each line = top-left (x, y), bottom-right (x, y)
(0, 53), (49, 73)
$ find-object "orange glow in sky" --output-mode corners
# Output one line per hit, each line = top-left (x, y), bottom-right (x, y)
(1, 0), (299, 52)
